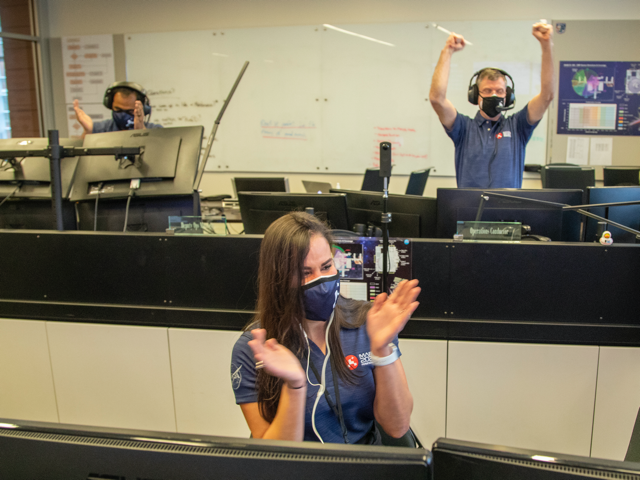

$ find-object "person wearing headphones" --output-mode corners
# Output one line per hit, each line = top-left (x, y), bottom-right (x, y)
(230, 212), (419, 444)
(73, 81), (162, 136)
(429, 22), (554, 188)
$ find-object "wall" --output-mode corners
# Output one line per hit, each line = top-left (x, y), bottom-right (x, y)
(3, 317), (639, 460)
(42, 0), (638, 196)
(43, 0), (640, 37)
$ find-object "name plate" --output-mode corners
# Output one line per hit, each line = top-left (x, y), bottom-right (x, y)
(456, 221), (521, 242)
(167, 215), (228, 235)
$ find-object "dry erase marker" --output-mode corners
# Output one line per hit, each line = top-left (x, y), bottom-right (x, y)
(432, 23), (474, 46)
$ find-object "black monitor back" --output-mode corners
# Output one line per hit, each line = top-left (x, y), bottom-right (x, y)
(433, 438), (640, 479)
(541, 166), (595, 202)
(332, 188), (437, 238)
(70, 126), (203, 202)
(585, 186), (640, 243)
(0, 137), (82, 199)
(361, 168), (386, 192)
(604, 167), (640, 186)
(436, 188), (583, 241)
(76, 194), (197, 232)
(232, 177), (289, 196)
(405, 168), (431, 196)
(238, 192), (350, 234)
(0, 199), (76, 230)
(0, 419), (432, 480)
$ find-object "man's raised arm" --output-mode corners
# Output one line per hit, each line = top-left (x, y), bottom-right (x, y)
(429, 33), (467, 130)
(527, 22), (554, 124)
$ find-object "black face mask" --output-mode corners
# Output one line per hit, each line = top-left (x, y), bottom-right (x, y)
(112, 111), (135, 130)
(480, 95), (505, 118)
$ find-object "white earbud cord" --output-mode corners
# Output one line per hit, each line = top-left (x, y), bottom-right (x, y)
(303, 310), (334, 444)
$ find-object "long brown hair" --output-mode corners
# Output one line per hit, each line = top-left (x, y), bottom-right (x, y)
(247, 212), (370, 422)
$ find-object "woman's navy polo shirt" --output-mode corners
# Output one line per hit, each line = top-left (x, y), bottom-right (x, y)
(445, 103), (540, 188)
(230, 307), (401, 444)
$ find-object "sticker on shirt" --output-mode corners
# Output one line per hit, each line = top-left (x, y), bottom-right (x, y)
(231, 363), (243, 390)
(345, 351), (373, 370)
(345, 355), (359, 370)
(496, 131), (512, 139)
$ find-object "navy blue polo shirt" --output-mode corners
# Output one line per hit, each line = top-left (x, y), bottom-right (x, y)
(230, 306), (401, 444)
(92, 118), (163, 133)
(445, 104), (539, 188)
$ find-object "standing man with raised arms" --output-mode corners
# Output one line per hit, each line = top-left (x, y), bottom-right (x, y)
(429, 22), (554, 188)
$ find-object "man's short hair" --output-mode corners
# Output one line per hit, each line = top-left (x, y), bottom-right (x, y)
(112, 87), (141, 101)
(478, 68), (507, 84)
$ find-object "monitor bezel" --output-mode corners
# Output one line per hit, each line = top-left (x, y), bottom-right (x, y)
(0, 418), (432, 480)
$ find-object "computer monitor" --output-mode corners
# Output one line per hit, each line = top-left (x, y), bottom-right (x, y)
(541, 166), (595, 202)
(0, 419), (432, 480)
(232, 177), (289, 196)
(70, 126), (203, 232)
(70, 126), (203, 202)
(303, 180), (333, 194)
(331, 189), (437, 238)
(436, 188), (584, 241)
(0, 137), (82, 199)
(75, 194), (198, 232)
(603, 167), (640, 187)
(361, 168), (386, 192)
(0, 199), (77, 230)
(432, 438), (640, 479)
(237, 192), (350, 234)
(584, 186), (640, 243)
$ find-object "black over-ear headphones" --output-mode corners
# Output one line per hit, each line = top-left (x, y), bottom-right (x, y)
(103, 81), (151, 115)
(468, 68), (515, 108)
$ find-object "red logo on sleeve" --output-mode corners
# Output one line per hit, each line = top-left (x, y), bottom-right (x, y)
(345, 355), (359, 370)
(496, 133), (503, 139)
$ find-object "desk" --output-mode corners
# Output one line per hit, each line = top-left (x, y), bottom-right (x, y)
(0, 231), (638, 459)
(0, 231), (637, 344)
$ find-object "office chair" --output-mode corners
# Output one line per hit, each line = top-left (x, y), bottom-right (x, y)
(541, 165), (595, 190)
(603, 167), (640, 186)
(361, 168), (386, 192)
(376, 421), (420, 448)
(405, 168), (432, 196)
(625, 407), (640, 462)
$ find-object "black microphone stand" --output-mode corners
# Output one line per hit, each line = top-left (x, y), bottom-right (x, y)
(193, 61), (250, 201)
(379, 142), (392, 294)
(476, 191), (640, 241)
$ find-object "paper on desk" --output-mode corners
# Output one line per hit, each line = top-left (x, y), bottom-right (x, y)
(566, 136), (589, 165)
(589, 137), (613, 166)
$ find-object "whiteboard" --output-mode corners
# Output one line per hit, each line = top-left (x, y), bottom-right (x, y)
(125, 21), (546, 175)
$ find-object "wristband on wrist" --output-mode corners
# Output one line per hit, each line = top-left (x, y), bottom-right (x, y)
(370, 343), (399, 367)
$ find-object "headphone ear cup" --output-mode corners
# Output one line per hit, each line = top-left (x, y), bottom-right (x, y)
(103, 89), (113, 110)
(142, 102), (151, 116)
(468, 84), (479, 105)
(505, 86), (515, 107)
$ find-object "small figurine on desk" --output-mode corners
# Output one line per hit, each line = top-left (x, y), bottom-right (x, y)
(599, 231), (613, 245)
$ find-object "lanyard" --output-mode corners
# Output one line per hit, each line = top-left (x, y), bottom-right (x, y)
(307, 350), (349, 444)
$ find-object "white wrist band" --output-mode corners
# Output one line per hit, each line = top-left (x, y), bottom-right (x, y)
(370, 343), (399, 367)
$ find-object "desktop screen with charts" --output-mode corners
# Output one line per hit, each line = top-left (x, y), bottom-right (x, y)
(557, 61), (640, 136)
(332, 237), (412, 301)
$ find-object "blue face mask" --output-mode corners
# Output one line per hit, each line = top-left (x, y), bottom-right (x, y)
(302, 273), (340, 321)
(112, 111), (135, 130)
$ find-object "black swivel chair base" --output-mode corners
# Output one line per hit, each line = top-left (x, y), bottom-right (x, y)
(376, 421), (421, 448)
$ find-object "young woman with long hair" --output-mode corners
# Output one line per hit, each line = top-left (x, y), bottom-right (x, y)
(231, 212), (419, 444)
